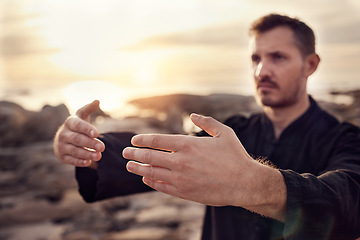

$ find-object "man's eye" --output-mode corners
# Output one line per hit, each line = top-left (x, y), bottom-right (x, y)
(251, 55), (260, 63)
(273, 54), (285, 61)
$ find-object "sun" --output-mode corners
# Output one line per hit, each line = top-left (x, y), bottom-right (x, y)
(63, 80), (127, 115)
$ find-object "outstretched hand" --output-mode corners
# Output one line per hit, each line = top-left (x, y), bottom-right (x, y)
(123, 113), (258, 206)
(53, 100), (105, 167)
(123, 113), (287, 221)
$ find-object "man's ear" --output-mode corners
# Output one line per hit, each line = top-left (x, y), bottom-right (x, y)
(304, 53), (321, 77)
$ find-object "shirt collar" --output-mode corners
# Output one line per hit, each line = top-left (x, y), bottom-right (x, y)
(261, 95), (319, 142)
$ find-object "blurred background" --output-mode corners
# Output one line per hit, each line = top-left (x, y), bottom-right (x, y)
(1, 1), (360, 240)
(1, 0), (360, 114)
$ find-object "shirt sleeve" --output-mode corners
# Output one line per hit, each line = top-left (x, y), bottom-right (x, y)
(280, 123), (360, 239)
(75, 132), (153, 203)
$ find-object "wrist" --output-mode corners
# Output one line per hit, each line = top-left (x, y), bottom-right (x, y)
(234, 160), (287, 221)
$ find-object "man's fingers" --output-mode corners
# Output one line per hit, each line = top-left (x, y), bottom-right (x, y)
(63, 144), (102, 161)
(131, 134), (191, 152)
(126, 161), (172, 184)
(58, 125), (104, 152)
(65, 117), (99, 139)
(62, 155), (93, 167)
(76, 100), (100, 121)
(123, 147), (172, 169)
(142, 177), (178, 196)
(190, 113), (229, 137)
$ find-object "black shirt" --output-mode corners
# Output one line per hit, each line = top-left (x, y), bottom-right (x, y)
(76, 96), (360, 239)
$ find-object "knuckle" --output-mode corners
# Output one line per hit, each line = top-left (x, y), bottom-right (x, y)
(72, 119), (82, 131)
(176, 157), (190, 171)
(148, 165), (155, 179)
(178, 137), (194, 152)
(72, 133), (82, 145)
(225, 125), (234, 134)
(64, 117), (75, 128)
(143, 150), (152, 164)
(151, 135), (160, 148)
(63, 117), (72, 126)
(68, 145), (79, 157)
(57, 131), (67, 142)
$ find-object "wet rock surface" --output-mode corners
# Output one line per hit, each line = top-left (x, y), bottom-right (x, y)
(0, 92), (359, 240)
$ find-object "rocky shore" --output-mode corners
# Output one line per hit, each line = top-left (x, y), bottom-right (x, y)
(0, 91), (359, 240)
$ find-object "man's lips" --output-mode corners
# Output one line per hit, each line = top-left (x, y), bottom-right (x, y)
(257, 82), (278, 90)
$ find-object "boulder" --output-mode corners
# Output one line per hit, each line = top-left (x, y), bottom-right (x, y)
(0, 102), (70, 147)
(0, 101), (33, 147)
(21, 104), (70, 145)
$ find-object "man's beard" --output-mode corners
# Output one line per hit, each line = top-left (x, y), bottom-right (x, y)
(255, 76), (301, 108)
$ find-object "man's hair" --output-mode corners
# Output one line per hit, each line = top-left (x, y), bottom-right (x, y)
(249, 13), (316, 57)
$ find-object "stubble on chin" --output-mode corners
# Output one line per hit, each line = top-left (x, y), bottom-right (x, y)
(255, 90), (299, 109)
(255, 93), (274, 108)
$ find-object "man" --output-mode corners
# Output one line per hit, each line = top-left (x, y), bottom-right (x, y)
(54, 14), (360, 239)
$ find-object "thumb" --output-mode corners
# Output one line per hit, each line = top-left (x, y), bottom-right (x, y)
(76, 100), (100, 121)
(190, 113), (227, 137)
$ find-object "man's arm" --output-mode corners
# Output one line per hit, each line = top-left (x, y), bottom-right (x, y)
(53, 100), (153, 202)
(123, 113), (287, 221)
(76, 132), (154, 202)
(279, 123), (360, 238)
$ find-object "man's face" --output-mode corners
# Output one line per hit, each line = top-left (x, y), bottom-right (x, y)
(250, 26), (308, 108)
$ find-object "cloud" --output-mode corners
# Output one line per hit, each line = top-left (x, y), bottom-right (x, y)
(1, 34), (58, 57)
(121, 21), (250, 51)
(316, 14), (360, 44)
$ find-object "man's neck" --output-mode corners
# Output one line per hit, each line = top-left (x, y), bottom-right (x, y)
(263, 95), (310, 140)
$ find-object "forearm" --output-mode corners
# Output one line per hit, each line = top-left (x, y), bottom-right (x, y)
(76, 132), (153, 202)
(235, 161), (287, 222)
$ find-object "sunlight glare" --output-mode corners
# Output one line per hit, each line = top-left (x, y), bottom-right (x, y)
(63, 80), (127, 114)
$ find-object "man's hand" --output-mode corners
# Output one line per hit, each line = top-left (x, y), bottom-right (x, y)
(53, 100), (105, 167)
(123, 113), (287, 221)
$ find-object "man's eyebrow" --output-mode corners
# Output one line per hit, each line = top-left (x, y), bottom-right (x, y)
(267, 50), (284, 56)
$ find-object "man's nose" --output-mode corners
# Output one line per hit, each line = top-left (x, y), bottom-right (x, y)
(255, 61), (271, 78)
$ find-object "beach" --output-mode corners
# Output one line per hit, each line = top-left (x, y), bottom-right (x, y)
(0, 91), (359, 240)
(1, 1), (360, 238)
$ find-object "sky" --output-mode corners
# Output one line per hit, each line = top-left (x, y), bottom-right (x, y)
(0, 0), (360, 112)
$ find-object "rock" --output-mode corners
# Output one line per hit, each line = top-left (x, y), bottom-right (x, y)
(103, 227), (173, 240)
(0, 91), (359, 240)
(128, 93), (360, 135)
(0, 102), (70, 147)
(0, 141), (76, 197)
(128, 93), (261, 134)
(62, 231), (99, 240)
(135, 206), (180, 225)
(0, 101), (33, 147)
(113, 209), (137, 226)
(21, 104), (70, 145)
(319, 90), (360, 126)
(95, 116), (172, 134)
(0, 189), (87, 226)
(0, 222), (64, 240)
